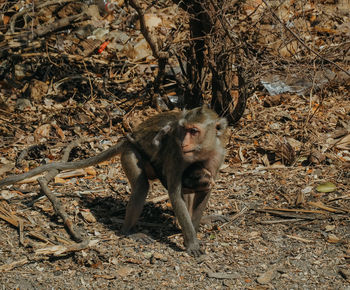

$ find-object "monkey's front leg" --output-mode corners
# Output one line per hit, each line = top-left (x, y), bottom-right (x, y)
(168, 179), (203, 257)
(189, 190), (211, 232)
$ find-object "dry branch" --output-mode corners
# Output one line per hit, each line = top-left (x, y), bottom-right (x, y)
(38, 178), (82, 242)
(128, 0), (159, 59)
(128, 0), (169, 93)
(0, 258), (30, 272)
(10, 0), (76, 33)
(0, 239), (98, 272)
(30, 12), (90, 41)
(220, 206), (248, 228)
(0, 138), (129, 242)
(262, 0), (350, 78)
(34, 239), (99, 256)
(37, 138), (86, 242)
(0, 139), (127, 187)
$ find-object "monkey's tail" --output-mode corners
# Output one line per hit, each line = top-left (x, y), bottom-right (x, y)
(0, 139), (128, 187)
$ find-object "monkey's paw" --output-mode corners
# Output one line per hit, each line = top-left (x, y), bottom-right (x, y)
(126, 232), (154, 244)
(186, 244), (204, 257)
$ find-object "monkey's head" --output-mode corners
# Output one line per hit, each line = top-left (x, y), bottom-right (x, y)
(178, 107), (227, 162)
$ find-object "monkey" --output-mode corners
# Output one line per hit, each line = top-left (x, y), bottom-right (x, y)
(182, 162), (229, 226)
(182, 162), (214, 192)
(0, 107), (227, 256)
(121, 107), (227, 256)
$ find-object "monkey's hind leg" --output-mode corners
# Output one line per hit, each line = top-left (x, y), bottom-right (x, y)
(120, 145), (152, 243)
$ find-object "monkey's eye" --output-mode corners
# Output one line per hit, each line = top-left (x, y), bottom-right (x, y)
(188, 128), (199, 136)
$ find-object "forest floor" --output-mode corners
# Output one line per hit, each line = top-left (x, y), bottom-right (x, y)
(0, 90), (349, 289)
(0, 0), (350, 289)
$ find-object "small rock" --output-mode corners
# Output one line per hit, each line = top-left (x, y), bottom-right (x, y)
(327, 234), (340, 243)
(207, 271), (239, 279)
(16, 98), (32, 111)
(143, 252), (153, 259)
(301, 186), (313, 194)
(325, 225), (335, 232)
(80, 210), (97, 223)
(257, 267), (278, 284)
(116, 266), (133, 278)
(153, 252), (168, 262)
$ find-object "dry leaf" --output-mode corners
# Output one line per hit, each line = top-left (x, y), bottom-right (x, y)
(277, 139), (295, 165)
(80, 210), (97, 223)
(327, 234), (340, 243)
(144, 14), (162, 30)
(316, 182), (336, 193)
(34, 124), (52, 139)
(54, 177), (66, 184)
(336, 134), (350, 150)
(0, 163), (15, 175)
(51, 122), (65, 140)
(85, 167), (97, 176)
(116, 266), (133, 278)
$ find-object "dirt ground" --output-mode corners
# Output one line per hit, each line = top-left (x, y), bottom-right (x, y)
(1, 0), (350, 289)
(1, 91), (350, 289)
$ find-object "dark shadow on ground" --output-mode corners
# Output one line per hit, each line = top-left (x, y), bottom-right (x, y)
(79, 193), (185, 253)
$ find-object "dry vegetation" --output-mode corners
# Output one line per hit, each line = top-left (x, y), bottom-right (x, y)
(0, 0), (349, 288)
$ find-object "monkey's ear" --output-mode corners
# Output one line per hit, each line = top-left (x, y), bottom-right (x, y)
(179, 109), (187, 126)
(216, 118), (227, 136)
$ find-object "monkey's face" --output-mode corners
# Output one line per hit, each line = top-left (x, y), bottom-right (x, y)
(178, 107), (228, 162)
(178, 123), (204, 161)
(179, 122), (221, 162)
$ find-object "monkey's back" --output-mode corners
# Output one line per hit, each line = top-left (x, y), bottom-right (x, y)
(130, 111), (183, 186)
(131, 111), (180, 149)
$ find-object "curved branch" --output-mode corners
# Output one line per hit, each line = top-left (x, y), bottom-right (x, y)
(0, 139), (127, 187)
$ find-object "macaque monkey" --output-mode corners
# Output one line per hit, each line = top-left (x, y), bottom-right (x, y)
(0, 107), (227, 256)
(121, 107), (227, 256)
(182, 162), (214, 192)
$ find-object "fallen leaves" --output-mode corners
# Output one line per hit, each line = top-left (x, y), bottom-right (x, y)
(316, 182), (337, 193)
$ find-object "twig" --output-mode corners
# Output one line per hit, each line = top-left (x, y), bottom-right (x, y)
(261, 207), (328, 214)
(260, 218), (305, 224)
(0, 258), (30, 272)
(6, 12), (90, 52)
(37, 178), (82, 242)
(262, 0), (350, 77)
(34, 239), (98, 256)
(308, 201), (347, 213)
(10, 0), (75, 33)
(0, 239), (98, 272)
(128, 0), (160, 58)
(256, 208), (327, 220)
(128, 0), (169, 91)
(220, 206), (248, 228)
(29, 12), (90, 41)
(286, 234), (313, 243)
(21, 52), (116, 65)
(37, 138), (85, 242)
(16, 144), (45, 166)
